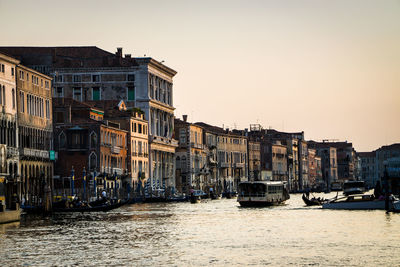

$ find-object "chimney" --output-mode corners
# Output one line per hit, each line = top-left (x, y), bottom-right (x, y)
(125, 54), (131, 59)
(182, 115), (187, 122)
(116, 47), (123, 58)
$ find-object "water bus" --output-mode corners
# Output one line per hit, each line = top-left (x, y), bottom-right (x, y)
(237, 181), (290, 207)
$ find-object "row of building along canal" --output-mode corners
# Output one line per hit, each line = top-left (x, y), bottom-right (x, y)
(0, 46), (400, 223)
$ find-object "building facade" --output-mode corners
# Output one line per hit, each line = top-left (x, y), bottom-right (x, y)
(16, 64), (53, 208)
(0, 52), (20, 209)
(53, 99), (127, 199)
(0, 46), (178, 192)
(175, 117), (208, 194)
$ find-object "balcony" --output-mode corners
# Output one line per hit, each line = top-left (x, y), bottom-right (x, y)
(112, 168), (123, 175)
(190, 142), (204, 149)
(219, 162), (230, 168)
(20, 148), (49, 159)
(234, 162), (245, 169)
(111, 146), (121, 154)
(7, 147), (19, 157)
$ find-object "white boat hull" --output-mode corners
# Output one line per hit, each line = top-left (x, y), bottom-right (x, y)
(322, 200), (388, 210)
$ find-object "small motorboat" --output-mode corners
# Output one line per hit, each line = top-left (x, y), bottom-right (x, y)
(322, 194), (389, 210)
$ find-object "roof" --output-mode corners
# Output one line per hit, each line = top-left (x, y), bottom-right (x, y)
(357, 151), (376, 158)
(378, 143), (400, 151)
(0, 46), (139, 69)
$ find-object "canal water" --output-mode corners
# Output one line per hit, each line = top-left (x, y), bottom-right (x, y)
(1, 193), (400, 266)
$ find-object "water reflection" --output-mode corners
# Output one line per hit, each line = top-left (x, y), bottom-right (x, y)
(1, 195), (400, 266)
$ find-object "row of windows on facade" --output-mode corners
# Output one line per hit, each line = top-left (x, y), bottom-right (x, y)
(218, 136), (247, 145)
(132, 160), (147, 176)
(19, 70), (50, 89)
(218, 151), (247, 164)
(101, 130), (125, 148)
(19, 91), (51, 119)
(149, 74), (172, 105)
(100, 153), (125, 171)
(132, 140), (148, 156)
(53, 74), (135, 83)
(19, 127), (52, 150)
(0, 122), (17, 147)
(132, 122), (147, 135)
(58, 131), (127, 150)
(0, 85), (15, 109)
(54, 86), (136, 101)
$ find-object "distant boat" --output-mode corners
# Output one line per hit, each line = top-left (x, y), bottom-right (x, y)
(331, 182), (342, 191)
(343, 180), (366, 196)
(237, 181), (290, 207)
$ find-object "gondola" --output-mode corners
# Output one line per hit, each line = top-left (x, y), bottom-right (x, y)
(302, 193), (324, 206)
(52, 199), (128, 212)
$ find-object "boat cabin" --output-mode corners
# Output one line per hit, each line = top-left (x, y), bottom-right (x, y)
(237, 181), (289, 207)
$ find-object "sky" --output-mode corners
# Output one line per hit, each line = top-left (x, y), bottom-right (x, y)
(1, 0), (399, 151)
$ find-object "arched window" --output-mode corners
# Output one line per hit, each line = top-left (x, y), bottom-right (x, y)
(59, 131), (66, 149)
(90, 131), (97, 149)
(89, 152), (97, 171)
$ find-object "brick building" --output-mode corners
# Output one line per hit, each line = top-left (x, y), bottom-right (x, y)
(53, 98), (127, 199)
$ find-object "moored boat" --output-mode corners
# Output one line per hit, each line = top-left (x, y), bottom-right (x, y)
(302, 193), (325, 206)
(237, 181), (290, 207)
(52, 199), (128, 212)
(0, 177), (21, 224)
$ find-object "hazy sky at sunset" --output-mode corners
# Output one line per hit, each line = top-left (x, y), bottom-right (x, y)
(1, 0), (399, 151)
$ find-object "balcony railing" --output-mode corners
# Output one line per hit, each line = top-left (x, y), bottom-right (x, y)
(234, 162), (245, 168)
(219, 162), (230, 168)
(111, 146), (121, 154)
(20, 148), (49, 159)
(7, 147), (19, 157)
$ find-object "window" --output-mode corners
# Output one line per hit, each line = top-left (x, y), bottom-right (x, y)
(59, 132), (66, 149)
(55, 75), (63, 83)
(12, 89), (15, 109)
(127, 74), (135, 81)
(45, 100), (50, 119)
(20, 92), (25, 112)
(11, 68), (14, 76)
(90, 132), (97, 149)
(0, 85), (2, 105)
(89, 153), (97, 171)
(73, 88), (82, 101)
(55, 87), (63, 97)
(1, 64), (4, 73)
(45, 81), (50, 89)
(92, 75), (100, 82)
(73, 75), (81, 83)
(2, 86), (5, 106)
(128, 87), (135, 101)
(92, 87), (100, 100)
